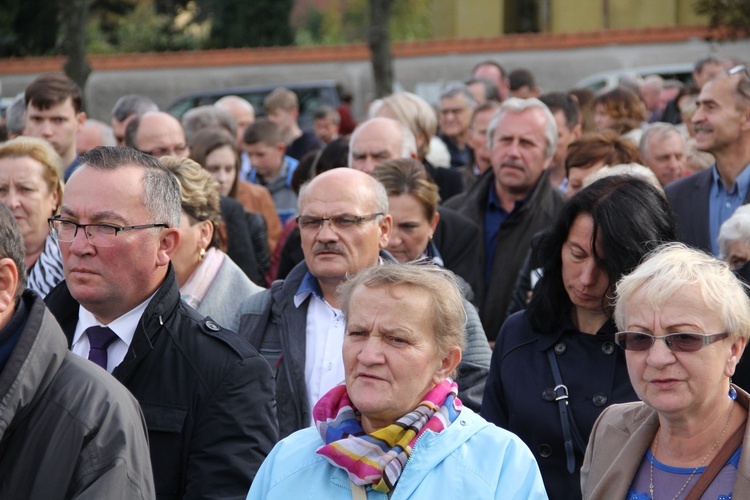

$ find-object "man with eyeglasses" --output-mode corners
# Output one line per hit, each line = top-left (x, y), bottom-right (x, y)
(44, 146), (278, 498)
(438, 84), (478, 168)
(124, 110), (268, 285)
(239, 168), (491, 438)
(665, 67), (750, 256)
(124, 111), (190, 158)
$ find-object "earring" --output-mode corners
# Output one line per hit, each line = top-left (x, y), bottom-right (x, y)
(199, 248), (206, 261)
(729, 381), (738, 400)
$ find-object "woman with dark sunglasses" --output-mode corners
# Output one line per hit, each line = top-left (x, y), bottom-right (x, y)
(582, 243), (750, 499)
(481, 175), (677, 500)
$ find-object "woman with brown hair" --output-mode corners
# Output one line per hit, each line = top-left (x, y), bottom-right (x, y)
(190, 128), (282, 253)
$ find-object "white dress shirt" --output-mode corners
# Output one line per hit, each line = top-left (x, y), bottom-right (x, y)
(71, 294), (155, 373)
(295, 283), (345, 426)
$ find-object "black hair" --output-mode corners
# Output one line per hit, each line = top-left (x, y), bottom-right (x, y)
(539, 92), (581, 129)
(526, 175), (677, 333)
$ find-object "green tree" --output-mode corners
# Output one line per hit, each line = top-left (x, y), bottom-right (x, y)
(204, 0), (294, 48)
(694, 0), (750, 39)
(0, 0), (59, 56)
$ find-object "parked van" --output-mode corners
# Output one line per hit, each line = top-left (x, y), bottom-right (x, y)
(167, 80), (341, 131)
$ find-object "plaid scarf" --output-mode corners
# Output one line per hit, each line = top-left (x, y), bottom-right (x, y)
(314, 379), (462, 493)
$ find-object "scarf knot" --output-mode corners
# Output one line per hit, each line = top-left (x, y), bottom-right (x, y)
(314, 379), (462, 493)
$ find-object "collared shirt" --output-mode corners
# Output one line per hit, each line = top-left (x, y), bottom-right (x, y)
(238, 152), (252, 182)
(71, 293), (155, 373)
(483, 185), (525, 288)
(709, 163), (750, 256)
(294, 271), (345, 426)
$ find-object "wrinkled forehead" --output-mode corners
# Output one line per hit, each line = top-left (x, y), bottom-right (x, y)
(300, 176), (377, 215)
(352, 122), (402, 153)
(62, 165), (147, 220)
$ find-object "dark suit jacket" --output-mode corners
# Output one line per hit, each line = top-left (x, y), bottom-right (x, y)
(45, 267), (278, 499)
(432, 206), (481, 300)
(665, 167), (750, 254)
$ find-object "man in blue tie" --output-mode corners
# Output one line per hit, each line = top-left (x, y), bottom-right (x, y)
(45, 146), (278, 499)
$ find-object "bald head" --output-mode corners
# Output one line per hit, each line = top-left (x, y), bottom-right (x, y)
(126, 111), (189, 158)
(348, 117), (417, 174)
(215, 95), (255, 146)
(297, 168), (392, 298)
(77, 119), (116, 155)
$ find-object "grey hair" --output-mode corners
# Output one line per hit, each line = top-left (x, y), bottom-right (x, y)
(182, 105), (237, 143)
(313, 105), (341, 125)
(347, 117), (417, 167)
(0, 203), (27, 300)
(111, 94), (158, 122)
(5, 93), (26, 137)
(718, 205), (750, 260)
(83, 119), (117, 147)
(78, 146), (181, 228)
(338, 262), (467, 373)
(639, 123), (684, 160)
(614, 242), (750, 341)
(487, 97), (558, 159)
(583, 163), (663, 193)
(440, 83), (478, 107)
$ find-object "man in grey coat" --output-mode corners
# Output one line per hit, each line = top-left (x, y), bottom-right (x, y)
(0, 203), (154, 499)
(239, 168), (491, 438)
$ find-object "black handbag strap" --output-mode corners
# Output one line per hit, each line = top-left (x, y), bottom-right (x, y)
(547, 349), (587, 474)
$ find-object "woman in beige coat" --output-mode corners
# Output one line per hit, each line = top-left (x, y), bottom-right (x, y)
(582, 243), (750, 499)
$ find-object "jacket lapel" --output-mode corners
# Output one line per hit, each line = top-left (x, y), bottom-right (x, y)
(588, 408), (659, 499)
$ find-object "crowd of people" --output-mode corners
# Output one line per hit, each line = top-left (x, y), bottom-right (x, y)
(1, 52), (750, 499)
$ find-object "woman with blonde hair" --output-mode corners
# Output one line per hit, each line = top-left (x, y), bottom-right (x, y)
(0, 137), (64, 296)
(374, 91), (464, 200)
(583, 244), (750, 499)
(160, 156), (263, 331)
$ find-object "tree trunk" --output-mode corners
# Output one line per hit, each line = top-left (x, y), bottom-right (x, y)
(60, 0), (91, 107)
(368, 0), (393, 98)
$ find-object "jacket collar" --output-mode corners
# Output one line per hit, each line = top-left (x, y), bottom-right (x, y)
(112, 265), (181, 382)
(0, 292), (68, 439)
(534, 313), (617, 352)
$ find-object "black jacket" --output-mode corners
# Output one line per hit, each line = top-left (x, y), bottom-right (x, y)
(239, 254), (492, 439)
(665, 167), (750, 254)
(444, 169), (564, 340)
(481, 311), (637, 500)
(45, 266), (278, 500)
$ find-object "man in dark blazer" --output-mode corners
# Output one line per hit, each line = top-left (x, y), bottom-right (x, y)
(44, 146), (277, 499)
(665, 69), (750, 255)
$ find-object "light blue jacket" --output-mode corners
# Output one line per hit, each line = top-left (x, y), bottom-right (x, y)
(247, 408), (548, 499)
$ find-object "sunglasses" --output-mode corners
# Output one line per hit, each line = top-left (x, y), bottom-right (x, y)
(614, 331), (729, 352)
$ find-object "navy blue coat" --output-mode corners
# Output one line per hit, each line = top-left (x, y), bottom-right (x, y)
(481, 311), (637, 500)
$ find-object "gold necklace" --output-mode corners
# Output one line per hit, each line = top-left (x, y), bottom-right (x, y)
(649, 402), (735, 500)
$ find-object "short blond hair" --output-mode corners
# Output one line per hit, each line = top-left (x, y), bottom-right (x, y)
(159, 156), (222, 249)
(614, 243), (750, 341)
(263, 87), (298, 113)
(0, 136), (63, 214)
(338, 263), (466, 370)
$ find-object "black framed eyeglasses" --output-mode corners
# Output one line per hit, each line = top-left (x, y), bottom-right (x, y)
(295, 213), (383, 232)
(727, 65), (750, 80)
(48, 217), (168, 247)
(614, 331), (729, 353)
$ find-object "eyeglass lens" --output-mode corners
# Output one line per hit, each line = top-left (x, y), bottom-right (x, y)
(615, 332), (727, 352)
